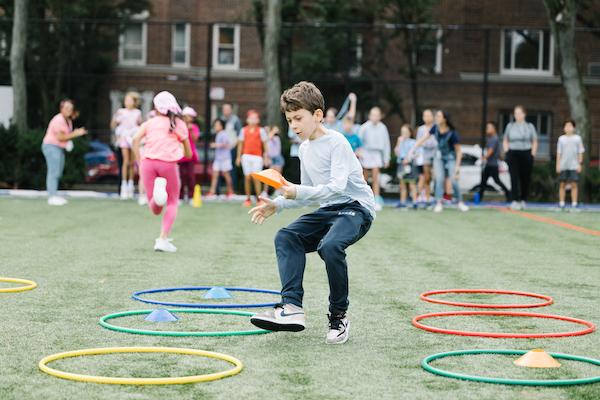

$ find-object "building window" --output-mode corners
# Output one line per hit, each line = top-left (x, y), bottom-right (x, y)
(501, 29), (553, 75)
(213, 24), (240, 69)
(172, 23), (190, 66)
(119, 23), (146, 65)
(349, 33), (363, 77)
(414, 28), (443, 74)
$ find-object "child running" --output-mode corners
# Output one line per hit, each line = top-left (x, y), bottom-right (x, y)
(395, 124), (418, 209)
(207, 118), (235, 199)
(556, 119), (584, 210)
(236, 110), (270, 207)
(132, 91), (191, 253)
(111, 92), (142, 199)
(178, 106), (200, 204)
(266, 126), (285, 196)
(248, 81), (375, 345)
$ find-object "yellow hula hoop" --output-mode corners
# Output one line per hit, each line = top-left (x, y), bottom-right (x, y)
(0, 277), (37, 293)
(38, 346), (243, 385)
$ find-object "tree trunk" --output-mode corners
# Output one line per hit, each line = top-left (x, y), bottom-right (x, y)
(544, 0), (592, 200)
(10, 0), (28, 133)
(263, 0), (282, 129)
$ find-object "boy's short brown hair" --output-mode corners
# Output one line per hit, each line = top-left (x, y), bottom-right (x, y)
(280, 81), (325, 114)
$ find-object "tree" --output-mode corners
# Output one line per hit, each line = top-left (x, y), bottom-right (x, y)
(9, 0), (27, 133)
(263, 0), (282, 129)
(543, 0), (592, 198)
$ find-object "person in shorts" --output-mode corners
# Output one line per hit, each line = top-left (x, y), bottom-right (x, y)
(236, 110), (270, 207)
(556, 119), (584, 210)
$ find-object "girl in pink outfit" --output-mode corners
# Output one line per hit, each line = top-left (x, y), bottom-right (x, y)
(132, 91), (192, 253)
(179, 106), (200, 203)
(111, 92), (142, 199)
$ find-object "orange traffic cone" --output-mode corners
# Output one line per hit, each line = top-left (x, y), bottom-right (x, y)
(192, 184), (202, 208)
(514, 349), (561, 368)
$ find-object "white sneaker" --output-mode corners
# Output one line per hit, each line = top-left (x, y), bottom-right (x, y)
(510, 201), (521, 210)
(120, 183), (128, 200)
(138, 196), (147, 206)
(154, 238), (177, 253)
(433, 202), (443, 213)
(326, 312), (350, 345)
(48, 196), (67, 206)
(374, 202), (383, 212)
(457, 202), (469, 212)
(152, 177), (168, 206)
(127, 181), (135, 199)
(520, 201), (527, 210)
(250, 304), (306, 332)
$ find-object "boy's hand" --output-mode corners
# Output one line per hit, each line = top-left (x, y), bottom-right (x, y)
(576, 165), (582, 173)
(280, 178), (296, 199)
(248, 197), (277, 225)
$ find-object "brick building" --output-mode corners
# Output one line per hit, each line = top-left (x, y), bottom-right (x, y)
(105, 0), (600, 160)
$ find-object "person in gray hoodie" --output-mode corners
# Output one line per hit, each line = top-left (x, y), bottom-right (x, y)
(358, 107), (391, 211)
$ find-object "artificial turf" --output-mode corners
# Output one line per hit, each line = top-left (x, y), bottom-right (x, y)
(0, 198), (599, 399)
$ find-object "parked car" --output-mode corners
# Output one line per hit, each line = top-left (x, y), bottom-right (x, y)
(84, 140), (119, 183)
(380, 144), (511, 194)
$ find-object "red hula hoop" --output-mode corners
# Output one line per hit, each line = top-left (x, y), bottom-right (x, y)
(419, 289), (554, 309)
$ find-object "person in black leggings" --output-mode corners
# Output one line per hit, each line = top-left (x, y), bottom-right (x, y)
(479, 121), (510, 202)
(502, 105), (538, 210)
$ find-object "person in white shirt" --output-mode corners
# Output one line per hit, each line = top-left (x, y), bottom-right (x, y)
(248, 81), (375, 345)
(359, 107), (391, 210)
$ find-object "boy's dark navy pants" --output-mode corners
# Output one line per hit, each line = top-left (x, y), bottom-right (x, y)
(274, 201), (373, 314)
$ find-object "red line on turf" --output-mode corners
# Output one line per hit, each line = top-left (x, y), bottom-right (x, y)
(495, 207), (600, 237)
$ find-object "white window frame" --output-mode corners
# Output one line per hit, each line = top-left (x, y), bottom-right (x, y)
(171, 23), (190, 67)
(119, 22), (147, 66)
(412, 28), (443, 74)
(212, 24), (240, 70)
(349, 33), (363, 78)
(500, 29), (554, 76)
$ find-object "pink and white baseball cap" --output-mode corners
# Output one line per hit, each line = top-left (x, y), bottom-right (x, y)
(153, 91), (182, 115)
(182, 106), (198, 117)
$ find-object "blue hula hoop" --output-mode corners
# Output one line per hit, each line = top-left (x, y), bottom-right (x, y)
(131, 286), (281, 309)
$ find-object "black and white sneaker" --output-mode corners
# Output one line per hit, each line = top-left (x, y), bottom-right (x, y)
(250, 304), (305, 332)
(326, 312), (349, 344)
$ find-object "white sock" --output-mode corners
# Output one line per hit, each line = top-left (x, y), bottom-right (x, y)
(559, 201), (565, 207)
(572, 202), (577, 207)
(128, 180), (134, 189)
(121, 180), (127, 187)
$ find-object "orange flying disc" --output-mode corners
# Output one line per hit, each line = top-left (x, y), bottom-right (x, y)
(251, 169), (285, 189)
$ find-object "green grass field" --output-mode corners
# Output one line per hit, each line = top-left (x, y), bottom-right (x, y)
(1, 198), (599, 400)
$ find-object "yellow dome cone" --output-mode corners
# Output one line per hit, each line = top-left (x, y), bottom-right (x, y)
(514, 349), (561, 368)
(192, 184), (202, 208)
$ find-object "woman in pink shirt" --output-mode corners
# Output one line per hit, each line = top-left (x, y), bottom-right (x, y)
(41, 99), (87, 206)
(132, 91), (192, 253)
(111, 92), (142, 199)
(178, 106), (200, 203)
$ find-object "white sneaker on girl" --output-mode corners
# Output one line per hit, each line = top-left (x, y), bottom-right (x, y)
(127, 180), (135, 199)
(120, 182), (128, 200)
(138, 196), (147, 206)
(433, 202), (443, 213)
(154, 238), (177, 253)
(457, 202), (469, 212)
(153, 177), (168, 206)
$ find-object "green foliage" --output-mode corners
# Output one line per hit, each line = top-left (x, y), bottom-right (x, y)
(0, 124), (88, 189)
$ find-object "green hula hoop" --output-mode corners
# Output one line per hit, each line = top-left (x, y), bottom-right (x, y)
(99, 309), (271, 337)
(422, 349), (600, 386)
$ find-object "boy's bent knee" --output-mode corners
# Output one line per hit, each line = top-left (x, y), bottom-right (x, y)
(275, 228), (297, 246)
(317, 239), (344, 256)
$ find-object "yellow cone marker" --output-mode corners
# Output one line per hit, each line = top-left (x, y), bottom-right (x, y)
(192, 184), (202, 208)
(514, 349), (561, 368)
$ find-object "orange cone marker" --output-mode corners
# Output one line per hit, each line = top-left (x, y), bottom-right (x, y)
(514, 349), (561, 368)
(251, 169), (285, 189)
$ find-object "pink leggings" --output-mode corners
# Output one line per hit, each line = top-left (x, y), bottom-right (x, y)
(141, 158), (181, 235)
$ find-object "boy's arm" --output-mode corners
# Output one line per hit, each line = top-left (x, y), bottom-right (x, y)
(291, 143), (352, 202)
(347, 93), (357, 122)
(272, 156), (313, 211)
(383, 127), (391, 167)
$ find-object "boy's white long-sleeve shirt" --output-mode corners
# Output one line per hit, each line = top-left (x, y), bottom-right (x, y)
(273, 129), (376, 218)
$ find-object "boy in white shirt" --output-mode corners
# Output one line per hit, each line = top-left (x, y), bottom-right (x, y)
(248, 81), (375, 344)
(556, 119), (584, 210)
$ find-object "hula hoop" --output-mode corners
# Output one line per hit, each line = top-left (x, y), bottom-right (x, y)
(422, 349), (600, 386)
(99, 309), (271, 337)
(132, 286), (280, 308)
(420, 289), (553, 309)
(0, 277), (37, 293)
(39, 346), (243, 385)
(412, 311), (596, 338)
